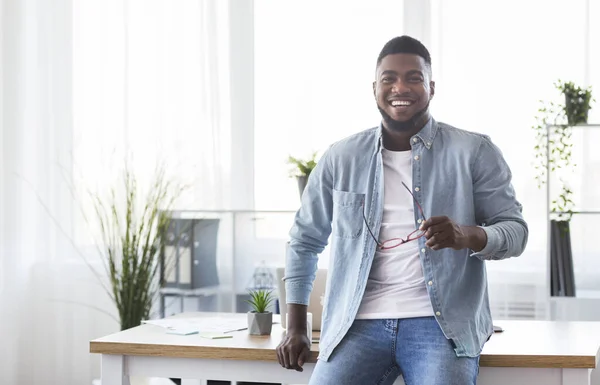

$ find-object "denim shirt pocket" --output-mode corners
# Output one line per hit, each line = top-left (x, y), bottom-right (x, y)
(332, 189), (365, 239)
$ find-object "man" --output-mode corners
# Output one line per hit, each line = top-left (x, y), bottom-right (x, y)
(276, 35), (528, 385)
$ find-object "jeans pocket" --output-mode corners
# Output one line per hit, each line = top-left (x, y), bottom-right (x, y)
(332, 189), (364, 239)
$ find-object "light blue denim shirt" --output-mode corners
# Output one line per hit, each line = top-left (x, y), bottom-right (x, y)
(284, 118), (528, 361)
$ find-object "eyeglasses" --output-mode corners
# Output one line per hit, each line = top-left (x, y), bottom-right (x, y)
(362, 181), (426, 250)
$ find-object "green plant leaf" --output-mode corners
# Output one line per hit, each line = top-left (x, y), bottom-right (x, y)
(533, 81), (591, 217)
(286, 151), (319, 177)
(245, 289), (275, 313)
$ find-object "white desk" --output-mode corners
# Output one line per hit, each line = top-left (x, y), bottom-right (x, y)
(90, 312), (600, 385)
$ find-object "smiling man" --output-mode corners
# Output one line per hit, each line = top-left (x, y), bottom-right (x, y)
(276, 36), (528, 385)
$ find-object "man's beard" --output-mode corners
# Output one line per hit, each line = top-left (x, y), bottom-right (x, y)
(378, 101), (430, 132)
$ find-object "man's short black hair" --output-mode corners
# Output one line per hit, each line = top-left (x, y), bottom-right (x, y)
(376, 35), (432, 69)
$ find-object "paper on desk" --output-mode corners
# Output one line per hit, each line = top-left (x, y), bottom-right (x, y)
(166, 327), (199, 336)
(199, 333), (233, 339)
(142, 316), (248, 334)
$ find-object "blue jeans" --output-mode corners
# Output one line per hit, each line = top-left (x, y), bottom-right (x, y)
(309, 317), (480, 385)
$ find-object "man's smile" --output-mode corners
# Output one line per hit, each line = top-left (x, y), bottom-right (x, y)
(387, 97), (415, 110)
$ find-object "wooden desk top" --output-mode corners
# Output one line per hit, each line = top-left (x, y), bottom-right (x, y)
(90, 312), (600, 369)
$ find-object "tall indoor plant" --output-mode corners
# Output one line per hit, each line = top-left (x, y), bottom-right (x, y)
(287, 151), (319, 199)
(92, 163), (185, 330)
(532, 80), (594, 296)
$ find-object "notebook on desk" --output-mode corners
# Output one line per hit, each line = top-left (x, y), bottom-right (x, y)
(276, 266), (327, 332)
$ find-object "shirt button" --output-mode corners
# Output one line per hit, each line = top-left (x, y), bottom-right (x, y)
(412, 138), (418, 143)
(427, 142), (431, 146)
(421, 248), (426, 253)
(417, 218), (423, 224)
(415, 187), (420, 192)
(414, 155), (420, 161)
(428, 281), (433, 286)
(435, 311), (441, 316)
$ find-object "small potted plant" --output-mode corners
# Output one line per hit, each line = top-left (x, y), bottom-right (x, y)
(556, 79), (594, 125)
(246, 289), (275, 335)
(286, 151), (319, 199)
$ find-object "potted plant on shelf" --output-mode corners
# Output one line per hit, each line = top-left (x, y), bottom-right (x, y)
(246, 289), (275, 335)
(287, 151), (319, 199)
(557, 80), (593, 126)
(532, 80), (595, 297)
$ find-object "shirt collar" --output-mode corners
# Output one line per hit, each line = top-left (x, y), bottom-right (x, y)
(375, 117), (438, 151)
(413, 117), (438, 150)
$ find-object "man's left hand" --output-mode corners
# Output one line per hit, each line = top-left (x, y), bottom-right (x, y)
(420, 216), (467, 251)
(420, 216), (488, 252)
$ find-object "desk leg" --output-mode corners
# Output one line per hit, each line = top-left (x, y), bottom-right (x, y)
(101, 354), (130, 385)
(562, 368), (592, 385)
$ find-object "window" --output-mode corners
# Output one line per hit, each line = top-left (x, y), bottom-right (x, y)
(254, 1), (406, 210)
(429, 0), (598, 293)
(255, 0), (600, 295)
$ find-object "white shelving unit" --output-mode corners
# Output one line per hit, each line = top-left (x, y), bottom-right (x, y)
(158, 209), (297, 318)
(544, 123), (600, 320)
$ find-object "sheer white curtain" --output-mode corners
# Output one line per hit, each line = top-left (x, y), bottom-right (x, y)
(1, 0), (232, 384)
(73, 0), (231, 213)
(1, 0), (76, 383)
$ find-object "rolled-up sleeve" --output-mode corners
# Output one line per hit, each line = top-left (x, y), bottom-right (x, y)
(470, 136), (528, 261)
(284, 148), (334, 305)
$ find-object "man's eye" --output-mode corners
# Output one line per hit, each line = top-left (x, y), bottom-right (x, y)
(409, 77), (423, 83)
(382, 77), (394, 83)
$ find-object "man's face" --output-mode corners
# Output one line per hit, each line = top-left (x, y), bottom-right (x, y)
(374, 53), (435, 130)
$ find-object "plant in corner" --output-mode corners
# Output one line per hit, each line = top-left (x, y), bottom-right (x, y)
(287, 151), (319, 199)
(92, 163), (186, 330)
(532, 80), (594, 296)
(246, 289), (275, 335)
(24, 158), (186, 330)
(532, 80), (594, 226)
(559, 80), (593, 126)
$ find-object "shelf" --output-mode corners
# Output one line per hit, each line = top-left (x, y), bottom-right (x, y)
(159, 285), (232, 297)
(168, 209), (297, 216)
(546, 123), (600, 128)
(550, 290), (600, 300)
(544, 123), (600, 304)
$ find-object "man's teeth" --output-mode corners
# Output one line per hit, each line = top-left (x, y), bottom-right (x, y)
(391, 100), (411, 106)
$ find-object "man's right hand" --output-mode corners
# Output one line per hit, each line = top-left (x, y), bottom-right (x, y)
(276, 330), (311, 371)
(276, 303), (311, 371)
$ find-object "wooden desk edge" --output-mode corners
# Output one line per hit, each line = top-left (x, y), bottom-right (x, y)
(89, 341), (320, 364)
(90, 341), (597, 369)
(479, 354), (597, 369)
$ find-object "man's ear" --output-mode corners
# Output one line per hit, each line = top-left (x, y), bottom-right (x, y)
(372, 81), (376, 97)
(430, 81), (436, 99)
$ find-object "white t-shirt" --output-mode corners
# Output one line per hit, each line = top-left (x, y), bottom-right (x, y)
(356, 148), (434, 319)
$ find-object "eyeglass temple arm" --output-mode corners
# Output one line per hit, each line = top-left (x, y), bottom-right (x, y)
(362, 201), (382, 247)
(401, 181), (426, 219)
